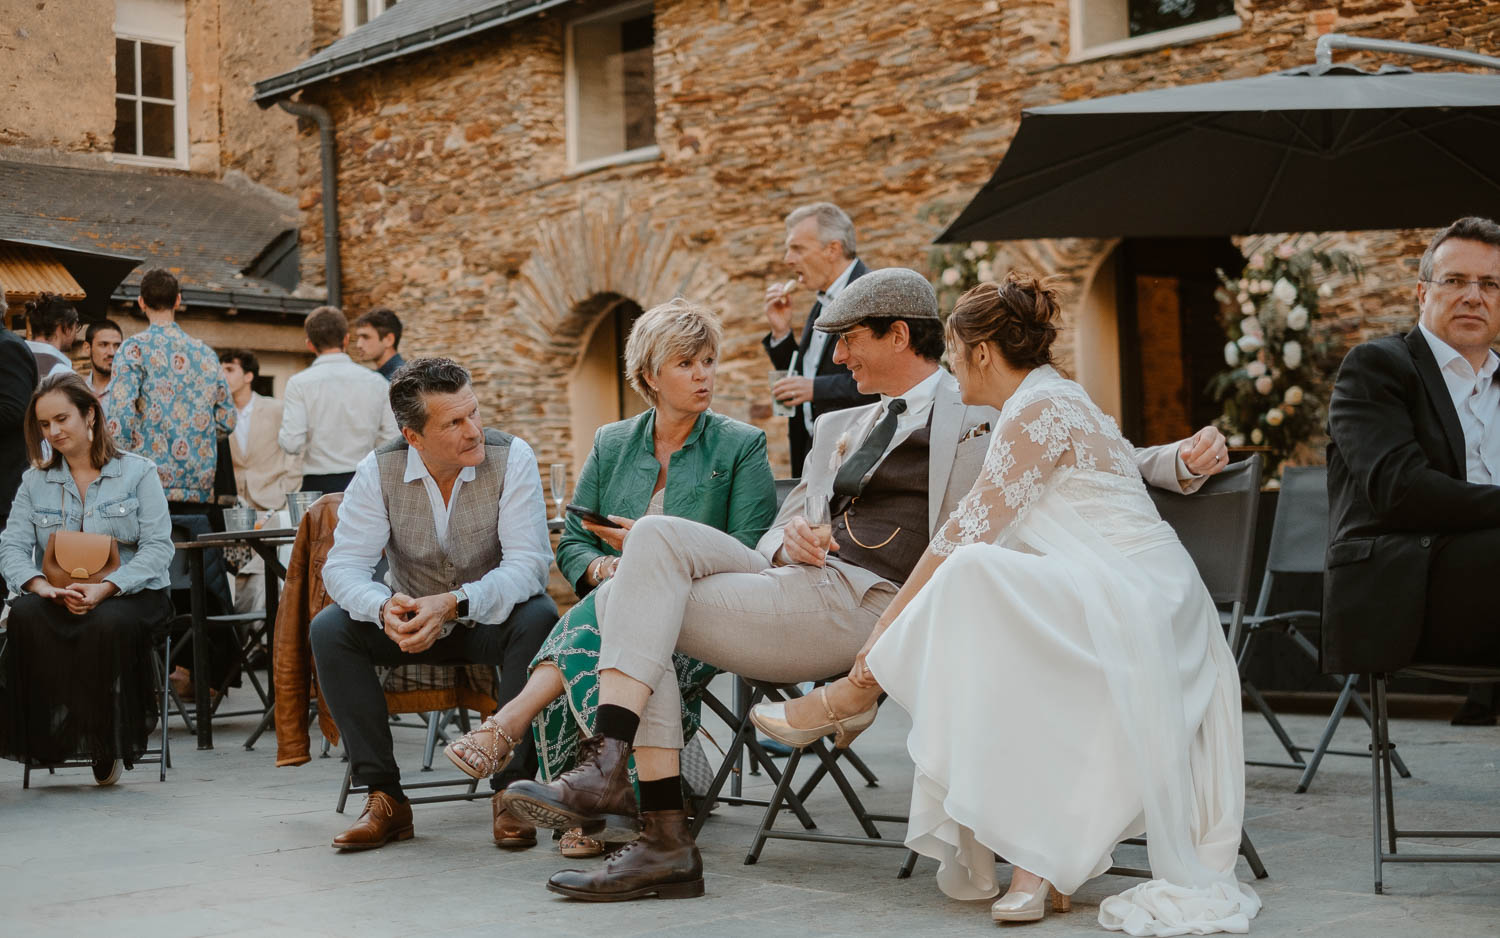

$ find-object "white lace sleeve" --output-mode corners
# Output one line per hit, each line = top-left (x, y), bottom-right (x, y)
(930, 391), (1128, 555)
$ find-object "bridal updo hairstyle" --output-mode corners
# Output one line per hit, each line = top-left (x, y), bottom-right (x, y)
(946, 271), (1062, 369)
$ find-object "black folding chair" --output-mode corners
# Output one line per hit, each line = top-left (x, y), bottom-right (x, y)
(1112, 453), (1269, 882)
(333, 665), (501, 812)
(1237, 466), (1410, 791)
(4, 613), (175, 787)
(1369, 665), (1500, 893)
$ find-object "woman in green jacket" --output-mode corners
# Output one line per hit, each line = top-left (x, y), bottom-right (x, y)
(446, 298), (777, 854)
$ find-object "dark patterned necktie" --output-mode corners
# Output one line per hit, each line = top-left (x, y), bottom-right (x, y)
(833, 398), (907, 497)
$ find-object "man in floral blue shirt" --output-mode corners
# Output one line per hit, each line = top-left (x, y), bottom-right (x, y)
(107, 267), (239, 695)
(107, 268), (236, 506)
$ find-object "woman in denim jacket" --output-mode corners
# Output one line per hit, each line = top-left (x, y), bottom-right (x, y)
(0, 372), (174, 784)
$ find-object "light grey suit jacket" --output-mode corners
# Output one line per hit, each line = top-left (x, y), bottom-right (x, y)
(756, 370), (1201, 600)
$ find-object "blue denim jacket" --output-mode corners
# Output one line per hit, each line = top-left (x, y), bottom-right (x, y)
(0, 452), (174, 594)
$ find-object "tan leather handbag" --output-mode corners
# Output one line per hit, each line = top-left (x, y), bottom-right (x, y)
(41, 487), (120, 589)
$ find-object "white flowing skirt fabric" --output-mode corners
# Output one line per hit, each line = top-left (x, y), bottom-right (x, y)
(866, 497), (1261, 936)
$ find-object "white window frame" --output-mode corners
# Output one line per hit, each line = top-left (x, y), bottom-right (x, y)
(110, 22), (188, 169)
(1069, 0), (1240, 63)
(344, 0), (397, 34)
(564, 0), (661, 174)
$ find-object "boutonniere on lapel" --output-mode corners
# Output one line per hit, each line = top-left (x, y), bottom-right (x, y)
(829, 431), (852, 474)
(959, 422), (991, 444)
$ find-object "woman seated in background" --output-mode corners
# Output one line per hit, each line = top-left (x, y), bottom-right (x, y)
(444, 298), (778, 855)
(0, 372), (175, 784)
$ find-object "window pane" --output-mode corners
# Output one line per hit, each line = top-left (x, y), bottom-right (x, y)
(141, 101), (175, 158)
(114, 98), (138, 154)
(353, 0), (370, 26)
(620, 15), (654, 151)
(1128, 0), (1235, 37)
(139, 42), (174, 99)
(116, 39), (135, 94)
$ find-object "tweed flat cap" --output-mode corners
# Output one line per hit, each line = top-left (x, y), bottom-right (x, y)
(814, 267), (940, 332)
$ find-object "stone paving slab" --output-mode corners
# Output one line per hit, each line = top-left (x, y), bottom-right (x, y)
(2, 675), (1497, 937)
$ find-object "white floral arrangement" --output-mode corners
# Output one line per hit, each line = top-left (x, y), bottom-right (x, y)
(1209, 237), (1361, 478)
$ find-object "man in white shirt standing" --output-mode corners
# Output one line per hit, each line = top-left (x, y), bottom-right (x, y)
(279, 307), (399, 493)
(312, 357), (557, 852)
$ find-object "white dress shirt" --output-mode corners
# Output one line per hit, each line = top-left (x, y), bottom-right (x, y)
(278, 352), (400, 474)
(797, 258), (862, 434)
(848, 367), (946, 463)
(233, 394), (255, 453)
(322, 436), (553, 627)
(1418, 322), (1500, 483)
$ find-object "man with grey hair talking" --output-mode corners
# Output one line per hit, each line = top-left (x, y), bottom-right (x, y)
(764, 201), (878, 475)
(312, 357), (557, 851)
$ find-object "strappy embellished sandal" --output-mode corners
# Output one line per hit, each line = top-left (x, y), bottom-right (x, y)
(444, 716), (517, 780)
(558, 828), (606, 858)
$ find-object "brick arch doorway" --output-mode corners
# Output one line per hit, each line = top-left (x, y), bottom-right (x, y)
(568, 292), (649, 471)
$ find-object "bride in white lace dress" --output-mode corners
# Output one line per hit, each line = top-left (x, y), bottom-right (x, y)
(753, 275), (1261, 935)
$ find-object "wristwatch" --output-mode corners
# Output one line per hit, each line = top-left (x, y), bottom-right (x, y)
(450, 588), (469, 619)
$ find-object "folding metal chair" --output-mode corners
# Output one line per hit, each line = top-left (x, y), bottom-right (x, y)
(5, 613), (175, 787)
(1118, 453), (1269, 882)
(1369, 665), (1500, 893)
(704, 677), (918, 877)
(333, 665), (500, 812)
(1237, 466), (1409, 791)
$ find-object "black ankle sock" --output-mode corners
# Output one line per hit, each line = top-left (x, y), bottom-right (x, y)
(638, 776), (684, 813)
(596, 704), (640, 744)
(371, 783), (408, 804)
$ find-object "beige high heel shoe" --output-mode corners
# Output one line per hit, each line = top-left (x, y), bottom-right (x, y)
(749, 685), (878, 750)
(990, 878), (1070, 923)
(444, 716), (516, 780)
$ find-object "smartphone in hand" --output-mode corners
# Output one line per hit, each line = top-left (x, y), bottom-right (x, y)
(566, 503), (624, 529)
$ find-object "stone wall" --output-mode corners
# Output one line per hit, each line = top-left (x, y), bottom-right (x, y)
(0, 0), (115, 152)
(286, 0), (1500, 473)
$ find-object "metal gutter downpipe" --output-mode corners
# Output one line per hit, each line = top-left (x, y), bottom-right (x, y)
(276, 98), (342, 308)
(1315, 33), (1500, 71)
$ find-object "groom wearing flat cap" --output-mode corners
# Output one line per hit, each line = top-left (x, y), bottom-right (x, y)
(502, 267), (1226, 900)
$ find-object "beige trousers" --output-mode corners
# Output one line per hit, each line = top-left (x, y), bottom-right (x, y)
(596, 515), (896, 749)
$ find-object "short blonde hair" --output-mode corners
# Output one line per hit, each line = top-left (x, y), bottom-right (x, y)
(624, 298), (723, 407)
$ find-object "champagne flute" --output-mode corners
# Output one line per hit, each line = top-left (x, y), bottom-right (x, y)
(804, 494), (834, 587)
(549, 463), (567, 522)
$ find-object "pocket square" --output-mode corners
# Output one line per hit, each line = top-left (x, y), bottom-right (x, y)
(959, 422), (991, 443)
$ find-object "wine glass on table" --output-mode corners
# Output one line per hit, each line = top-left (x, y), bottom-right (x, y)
(549, 463), (567, 522)
(804, 494), (834, 588)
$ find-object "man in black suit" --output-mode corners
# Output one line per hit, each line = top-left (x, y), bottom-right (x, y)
(762, 202), (879, 476)
(1325, 216), (1500, 712)
(0, 286), (41, 596)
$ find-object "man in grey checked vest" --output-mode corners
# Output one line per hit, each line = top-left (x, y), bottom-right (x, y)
(313, 358), (557, 851)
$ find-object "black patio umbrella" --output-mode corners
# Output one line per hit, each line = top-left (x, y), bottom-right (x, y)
(938, 56), (1500, 242)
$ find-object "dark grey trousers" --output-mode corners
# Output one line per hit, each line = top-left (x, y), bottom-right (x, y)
(310, 593), (558, 792)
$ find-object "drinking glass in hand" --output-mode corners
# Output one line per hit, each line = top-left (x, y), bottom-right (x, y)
(550, 463), (568, 521)
(804, 496), (834, 587)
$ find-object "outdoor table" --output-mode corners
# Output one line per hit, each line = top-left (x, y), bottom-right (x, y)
(175, 527), (296, 750)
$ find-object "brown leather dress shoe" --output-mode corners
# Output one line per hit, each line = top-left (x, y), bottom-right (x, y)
(492, 792), (538, 848)
(546, 809), (703, 901)
(331, 791), (414, 851)
(501, 734), (639, 840)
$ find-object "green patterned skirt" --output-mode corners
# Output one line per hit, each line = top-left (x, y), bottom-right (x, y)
(530, 590), (719, 781)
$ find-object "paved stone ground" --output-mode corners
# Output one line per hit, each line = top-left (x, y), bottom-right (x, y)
(2, 675), (1497, 938)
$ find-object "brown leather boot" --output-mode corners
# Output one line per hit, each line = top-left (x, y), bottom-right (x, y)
(331, 791), (414, 850)
(492, 792), (537, 848)
(546, 809), (703, 901)
(500, 734), (639, 840)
